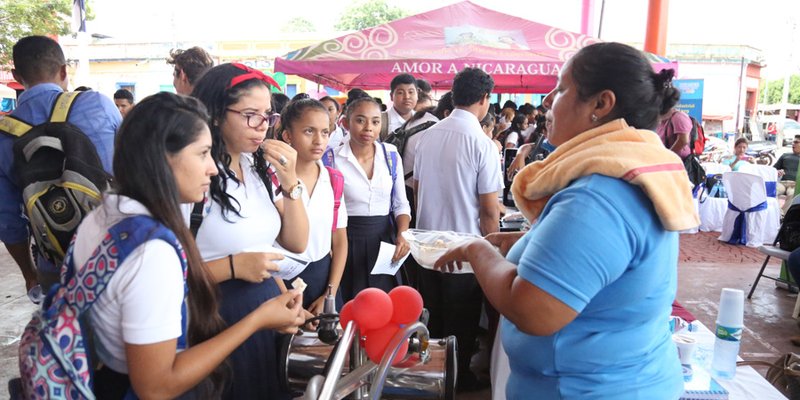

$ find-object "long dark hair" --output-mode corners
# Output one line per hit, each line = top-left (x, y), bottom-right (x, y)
(569, 42), (681, 130)
(191, 63), (274, 219)
(112, 92), (227, 396)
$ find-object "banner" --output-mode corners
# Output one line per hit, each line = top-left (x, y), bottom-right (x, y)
(674, 79), (703, 122)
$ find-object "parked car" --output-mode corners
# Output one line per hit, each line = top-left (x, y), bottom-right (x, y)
(780, 119), (800, 146)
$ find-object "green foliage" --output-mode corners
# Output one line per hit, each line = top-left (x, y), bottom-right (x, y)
(761, 75), (800, 104)
(282, 17), (317, 33)
(334, 0), (408, 31)
(0, 0), (73, 66)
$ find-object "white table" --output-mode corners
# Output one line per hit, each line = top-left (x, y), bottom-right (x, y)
(686, 320), (786, 399)
(489, 319), (787, 399)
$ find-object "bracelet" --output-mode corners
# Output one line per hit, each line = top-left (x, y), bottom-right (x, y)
(229, 254), (235, 280)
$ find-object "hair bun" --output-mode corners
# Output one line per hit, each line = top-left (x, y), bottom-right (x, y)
(653, 68), (676, 90)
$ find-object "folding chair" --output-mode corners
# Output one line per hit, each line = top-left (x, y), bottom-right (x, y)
(748, 231), (800, 318)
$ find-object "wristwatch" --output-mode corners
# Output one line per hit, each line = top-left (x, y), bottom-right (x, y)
(282, 181), (304, 200)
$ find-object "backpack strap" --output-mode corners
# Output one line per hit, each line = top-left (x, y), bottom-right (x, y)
(61, 215), (190, 349)
(50, 91), (83, 123)
(379, 142), (398, 228)
(0, 114), (33, 138)
(326, 166), (344, 232)
(380, 111), (389, 142)
(190, 201), (204, 237)
(322, 148), (336, 168)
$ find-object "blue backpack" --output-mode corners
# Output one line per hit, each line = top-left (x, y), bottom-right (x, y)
(18, 215), (188, 399)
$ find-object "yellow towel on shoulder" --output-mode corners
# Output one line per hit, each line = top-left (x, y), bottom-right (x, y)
(510, 119), (700, 231)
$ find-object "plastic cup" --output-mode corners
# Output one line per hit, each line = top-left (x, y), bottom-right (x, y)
(717, 288), (744, 328)
(673, 334), (697, 365)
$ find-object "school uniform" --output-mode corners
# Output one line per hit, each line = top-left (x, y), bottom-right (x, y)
(333, 139), (411, 302)
(280, 161), (347, 310)
(193, 153), (291, 400)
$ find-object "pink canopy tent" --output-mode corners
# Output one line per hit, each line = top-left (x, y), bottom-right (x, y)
(275, 1), (603, 94)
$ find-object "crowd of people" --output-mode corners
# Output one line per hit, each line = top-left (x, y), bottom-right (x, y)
(2, 35), (701, 399)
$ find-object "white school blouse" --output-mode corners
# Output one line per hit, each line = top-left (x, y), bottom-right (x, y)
(193, 153), (285, 260)
(332, 139), (411, 218)
(277, 161), (348, 262)
(76, 194), (184, 373)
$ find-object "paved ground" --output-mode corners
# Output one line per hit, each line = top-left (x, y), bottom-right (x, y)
(1, 231), (795, 398)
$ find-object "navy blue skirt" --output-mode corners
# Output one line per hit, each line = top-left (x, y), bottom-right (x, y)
(341, 215), (401, 303)
(285, 254), (343, 311)
(218, 277), (291, 400)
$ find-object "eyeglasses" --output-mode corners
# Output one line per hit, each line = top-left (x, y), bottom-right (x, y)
(226, 108), (280, 128)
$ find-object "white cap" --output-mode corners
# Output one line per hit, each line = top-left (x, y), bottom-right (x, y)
(716, 288), (744, 327)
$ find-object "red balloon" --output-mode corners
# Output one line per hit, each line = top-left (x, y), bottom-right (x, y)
(352, 288), (393, 331)
(389, 286), (423, 324)
(363, 323), (408, 365)
(339, 300), (355, 329)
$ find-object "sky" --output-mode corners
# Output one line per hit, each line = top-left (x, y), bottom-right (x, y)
(88, 0), (798, 78)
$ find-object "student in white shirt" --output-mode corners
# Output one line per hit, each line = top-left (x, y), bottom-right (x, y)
(413, 67), (503, 391)
(334, 96), (412, 302)
(499, 113), (528, 149)
(400, 92), (455, 231)
(279, 98), (348, 314)
(77, 93), (304, 399)
(191, 63), (310, 400)
(384, 73), (418, 137)
(320, 96), (346, 150)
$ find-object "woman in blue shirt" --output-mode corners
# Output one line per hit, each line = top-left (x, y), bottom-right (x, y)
(436, 42), (698, 399)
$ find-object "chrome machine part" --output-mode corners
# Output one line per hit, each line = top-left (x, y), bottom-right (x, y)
(282, 328), (456, 400)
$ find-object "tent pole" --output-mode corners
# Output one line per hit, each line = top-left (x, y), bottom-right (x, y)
(644, 0), (669, 56)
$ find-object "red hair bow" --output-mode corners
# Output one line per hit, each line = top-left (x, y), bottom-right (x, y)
(228, 63), (281, 91)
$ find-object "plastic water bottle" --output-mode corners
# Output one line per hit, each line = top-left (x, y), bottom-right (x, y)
(711, 288), (744, 379)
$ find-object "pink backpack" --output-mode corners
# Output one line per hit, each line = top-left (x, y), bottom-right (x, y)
(326, 166), (344, 232)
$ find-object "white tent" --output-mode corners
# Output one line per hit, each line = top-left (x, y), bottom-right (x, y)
(0, 83), (16, 99)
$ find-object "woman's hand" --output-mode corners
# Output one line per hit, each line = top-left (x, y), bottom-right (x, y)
(393, 234), (411, 263)
(256, 289), (306, 333)
(301, 309), (319, 331)
(308, 295), (327, 316)
(261, 139), (298, 186)
(234, 252), (283, 283)
(485, 231), (524, 257)
(433, 239), (489, 273)
(507, 144), (535, 180)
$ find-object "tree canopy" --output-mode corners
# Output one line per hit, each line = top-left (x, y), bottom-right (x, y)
(761, 75), (800, 104)
(0, 0), (73, 66)
(334, 0), (408, 31)
(282, 17), (316, 33)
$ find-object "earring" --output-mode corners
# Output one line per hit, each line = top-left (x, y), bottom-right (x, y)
(591, 114), (598, 122)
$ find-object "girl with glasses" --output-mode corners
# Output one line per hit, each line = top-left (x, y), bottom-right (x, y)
(70, 93), (305, 399)
(190, 63), (310, 400)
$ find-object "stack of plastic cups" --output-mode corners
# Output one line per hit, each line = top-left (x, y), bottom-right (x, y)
(711, 288), (744, 379)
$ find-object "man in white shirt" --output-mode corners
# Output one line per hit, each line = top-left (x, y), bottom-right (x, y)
(383, 73), (418, 139)
(413, 67), (502, 391)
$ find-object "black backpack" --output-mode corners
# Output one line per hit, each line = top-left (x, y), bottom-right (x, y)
(384, 120), (436, 160)
(0, 92), (110, 264)
(779, 203), (800, 251)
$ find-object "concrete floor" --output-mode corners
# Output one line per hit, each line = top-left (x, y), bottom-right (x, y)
(1, 231), (795, 398)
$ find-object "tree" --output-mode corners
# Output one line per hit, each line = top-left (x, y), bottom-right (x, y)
(761, 75), (800, 105)
(334, 0), (408, 31)
(282, 17), (316, 33)
(0, 0), (73, 66)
